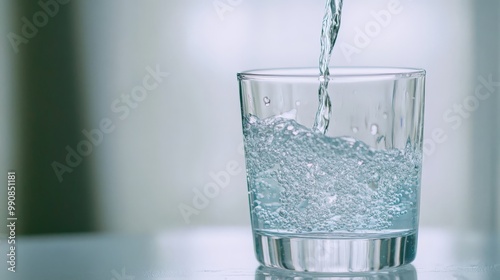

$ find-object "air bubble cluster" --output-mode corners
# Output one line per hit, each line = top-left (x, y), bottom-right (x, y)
(243, 115), (422, 233)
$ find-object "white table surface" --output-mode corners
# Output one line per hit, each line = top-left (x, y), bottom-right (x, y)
(1, 227), (499, 280)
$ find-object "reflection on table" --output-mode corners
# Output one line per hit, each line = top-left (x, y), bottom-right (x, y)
(0, 227), (498, 280)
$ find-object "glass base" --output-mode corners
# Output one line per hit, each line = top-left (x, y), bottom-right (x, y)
(254, 231), (417, 273)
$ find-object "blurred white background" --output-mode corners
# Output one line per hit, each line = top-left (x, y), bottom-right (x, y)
(1, 0), (499, 234)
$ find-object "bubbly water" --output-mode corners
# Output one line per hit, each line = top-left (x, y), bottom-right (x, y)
(313, 0), (343, 134)
(244, 115), (421, 234)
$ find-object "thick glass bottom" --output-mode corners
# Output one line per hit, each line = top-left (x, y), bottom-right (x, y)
(254, 230), (418, 273)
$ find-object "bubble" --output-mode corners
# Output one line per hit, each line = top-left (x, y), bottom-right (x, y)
(248, 115), (257, 124)
(370, 124), (378, 135)
(383, 113), (388, 119)
(326, 195), (337, 205)
(263, 96), (271, 106)
(278, 208), (287, 217)
(295, 101), (301, 106)
(352, 126), (359, 133)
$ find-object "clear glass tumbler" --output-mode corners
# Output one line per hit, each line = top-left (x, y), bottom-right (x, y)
(238, 67), (426, 273)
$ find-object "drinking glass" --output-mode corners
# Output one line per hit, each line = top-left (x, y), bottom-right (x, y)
(238, 67), (426, 272)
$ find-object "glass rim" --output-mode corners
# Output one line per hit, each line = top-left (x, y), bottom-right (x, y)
(238, 67), (426, 81)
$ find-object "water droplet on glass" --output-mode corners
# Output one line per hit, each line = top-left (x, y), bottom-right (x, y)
(263, 96), (271, 106)
(295, 101), (301, 106)
(352, 127), (359, 133)
(370, 124), (378, 135)
(383, 113), (388, 119)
